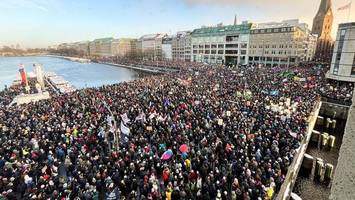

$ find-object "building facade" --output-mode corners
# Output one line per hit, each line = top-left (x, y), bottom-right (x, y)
(249, 19), (317, 67)
(111, 38), (137, 58)
(89, 37), (114, 57)
(312, 0), (334, 62)
(74, 41), (90, 56)
(138, 33), (167, 60)
(328, 22), (355, 82)
(162, 36), (173, 60)
(172, 31), (191, 61)
(191, 22), (252, 65)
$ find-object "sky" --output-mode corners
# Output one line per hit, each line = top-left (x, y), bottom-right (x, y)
(0, 0), (354, 48)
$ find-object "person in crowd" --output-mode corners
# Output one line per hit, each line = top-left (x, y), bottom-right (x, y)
(0, 61), (353, 199)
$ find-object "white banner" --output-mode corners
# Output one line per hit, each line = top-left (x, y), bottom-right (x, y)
(120, 122), (130, 136)
(120, 113), (130, 124)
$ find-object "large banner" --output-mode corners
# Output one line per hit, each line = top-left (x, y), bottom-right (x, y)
(19, 64), (27, 85)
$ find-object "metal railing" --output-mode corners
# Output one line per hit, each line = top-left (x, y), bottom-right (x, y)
(320, 96), (352, 107)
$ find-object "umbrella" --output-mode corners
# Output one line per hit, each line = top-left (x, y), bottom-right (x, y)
(179, 144), (189, 153)
(161, 149), (173, 160)
(181, 152), (188, 160)
(159, 143), (166, 151)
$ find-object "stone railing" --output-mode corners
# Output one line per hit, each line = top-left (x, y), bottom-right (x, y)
(276, 101), (322, 200)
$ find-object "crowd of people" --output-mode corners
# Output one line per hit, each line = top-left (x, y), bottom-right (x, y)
(94, 57), (209, 71)
(0, 61), (353, 200)
(318, 80), (354, 105)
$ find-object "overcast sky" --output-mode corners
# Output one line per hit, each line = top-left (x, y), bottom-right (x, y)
(0, 0), (353, 48)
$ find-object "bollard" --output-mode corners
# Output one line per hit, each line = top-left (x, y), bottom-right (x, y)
(332, 111), (337, 119)
(321, 133), (329, 149)
(331, 119), (337, 129)
(325, 118), (332, 129)
(324, 163), (334, 184)
(301, 153), (314, 176)
(328, 135), (336, 150)
(314, 158), (325, 182)
(311, 130), (321, 144)
(316, 116), (324, 126)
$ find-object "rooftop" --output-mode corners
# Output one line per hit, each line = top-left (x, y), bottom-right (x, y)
(339, 22), (355, 28)
(191, 23), (253, 37)
(140, 33), (167, 40)
(93, 37), (114, 43)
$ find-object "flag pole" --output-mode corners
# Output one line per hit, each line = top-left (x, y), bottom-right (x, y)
(347, 2), (352, 22)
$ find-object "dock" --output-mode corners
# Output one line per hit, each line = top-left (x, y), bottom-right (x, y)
(45, 71), (76, 94)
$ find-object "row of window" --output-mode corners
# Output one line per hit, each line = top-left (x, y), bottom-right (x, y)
(192, 43), (248, 49)
(192, 50), (247, 55)
(193, 55), (224, 60)
(249, 56), (297, 62)
(193, 44), (224, 49)
(251, 27), (296, 34)
(249, 50), (299, 55)
(249, 44), (304, 49)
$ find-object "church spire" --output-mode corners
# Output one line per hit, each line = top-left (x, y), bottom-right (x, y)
(317, 0), (332, 14)
(312, 0), (334, 62)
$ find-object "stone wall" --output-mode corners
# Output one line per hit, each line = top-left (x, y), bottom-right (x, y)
(330, 88), (355, 199)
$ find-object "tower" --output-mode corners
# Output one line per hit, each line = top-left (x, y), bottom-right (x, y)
(312, 0), (334, 62)
(234, 15), (237, 25)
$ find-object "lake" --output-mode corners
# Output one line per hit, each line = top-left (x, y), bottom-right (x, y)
(0, 56), (143, 90)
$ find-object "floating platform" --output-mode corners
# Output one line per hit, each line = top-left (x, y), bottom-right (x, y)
(9, 91), (50, 106)
(45, 71), (76, 94)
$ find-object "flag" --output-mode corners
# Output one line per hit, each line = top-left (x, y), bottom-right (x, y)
(19, 64), (27, 85)
(289, 130), (297, 138)
(120, 122), (130, 136)
(135, 112), (146, 122)
(157, 115), (167, 122)
(243, 90), (253, 99)
(149, 113), (156, 119)
(270, 90), (279, 96)
(106, 115), (114, 126)
(120, 113), (130, 124)
(338, 2), (351, 11)
(163, 98), (170, 107)
(236, 91), (243, 97)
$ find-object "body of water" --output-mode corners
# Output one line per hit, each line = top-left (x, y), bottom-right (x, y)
(0, 56), (142, 90)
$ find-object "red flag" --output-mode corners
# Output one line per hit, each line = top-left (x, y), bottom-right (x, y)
(19, 64), (27, 85)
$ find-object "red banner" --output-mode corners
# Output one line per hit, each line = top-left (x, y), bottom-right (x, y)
(19, 64), (27, 85)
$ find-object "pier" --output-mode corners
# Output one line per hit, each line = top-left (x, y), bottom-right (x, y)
(45, 71), (76, 94)
(102, 62), (180, 74)
(8, 92), (50, 106)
